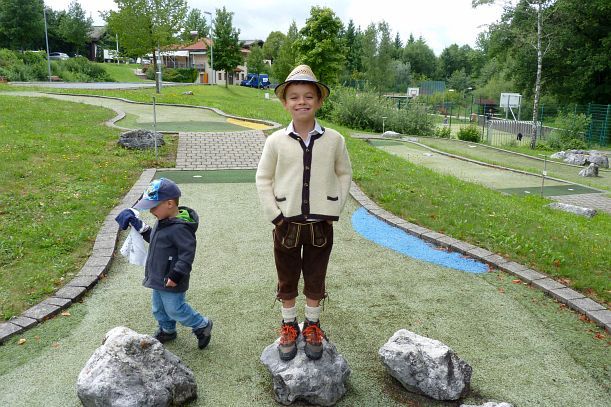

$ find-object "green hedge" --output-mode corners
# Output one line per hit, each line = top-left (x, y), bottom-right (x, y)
(145, 66), (197, 83)
(320, 87), (434, 136)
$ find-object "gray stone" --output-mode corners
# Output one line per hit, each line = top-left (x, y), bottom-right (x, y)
(564, 153), (587, 166)
(585, 153), (609, 168)
(8, 316), (37, 329)
(21, 303), (61, 321)
(54, 285), (87, 301)
(0, 322), (23, 344)
(550, 151), (566, 159)
(118, 129), (165, 150)
(547, 202), (597, 217)
(260, 335), (350, 406)
(578, 163), (599, 177)
(460, 403), (513, 407)
(77, 326), (197, 406)
(379, 329), (472, 401)
(382, 130), (401, 137)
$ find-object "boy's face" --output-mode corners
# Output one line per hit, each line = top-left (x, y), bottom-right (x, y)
(150, 199), (178, 220)
(282, 83), (322, 122)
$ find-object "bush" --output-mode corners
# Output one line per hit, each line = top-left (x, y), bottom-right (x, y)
(457, 126), (481, 142)
(321, 87), (434, 136)
(548, 112), (591, 150)
(434, 126), (452, 138)
(146, 66), (197, 83)
(55, 57), (112, 82)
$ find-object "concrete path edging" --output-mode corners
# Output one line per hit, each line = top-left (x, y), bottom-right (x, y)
(349, 181), (610, 332)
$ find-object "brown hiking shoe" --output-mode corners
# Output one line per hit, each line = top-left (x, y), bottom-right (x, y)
(302, 319), (325, 360)
(278, 318), (300, 361)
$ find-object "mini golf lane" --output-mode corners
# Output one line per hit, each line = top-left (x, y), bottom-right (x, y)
(372, 140), (600, 196)
(4, 91), (272, 132)
(352, 207), (488, 273)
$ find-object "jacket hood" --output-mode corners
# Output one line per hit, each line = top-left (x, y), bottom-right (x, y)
(160, 206), (199, 233)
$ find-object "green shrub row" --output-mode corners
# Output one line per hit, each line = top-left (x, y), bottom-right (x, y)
(543, 112), (590, 150)
(0, 48), (112, 82)
(319, 87), (434, 136)
(457, 125), (481, 142)
(145, 66), (197, 83)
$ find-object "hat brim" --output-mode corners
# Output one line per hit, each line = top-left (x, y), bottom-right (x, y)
(274, 80), (330, 101)
(133, 198), (162, 210)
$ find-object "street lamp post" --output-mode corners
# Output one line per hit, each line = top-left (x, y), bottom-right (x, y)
(382, 116), (387, 134)
(43, 5), (52, 82)
(204, 11), (214, 85)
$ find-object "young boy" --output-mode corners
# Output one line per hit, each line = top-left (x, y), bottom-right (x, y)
(256, 65), (352, 361)
(115, 178), (213, 349)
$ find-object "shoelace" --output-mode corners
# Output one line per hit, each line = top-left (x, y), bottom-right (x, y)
(302, 324), (325, 345)
(278, 324), (298, 345)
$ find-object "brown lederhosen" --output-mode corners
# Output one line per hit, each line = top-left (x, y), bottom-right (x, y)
(273, 220), (333, 301)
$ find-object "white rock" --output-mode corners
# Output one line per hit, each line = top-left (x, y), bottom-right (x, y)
(77, 326), (197, 407)
(547, 202), (597, 218)
(260, 335), (350, 406)
(379, 329), (472, 401)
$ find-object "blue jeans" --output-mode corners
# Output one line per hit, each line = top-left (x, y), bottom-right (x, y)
(151, 290), (208, 333)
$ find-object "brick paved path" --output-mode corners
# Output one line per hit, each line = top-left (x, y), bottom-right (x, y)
(176, 130), (266, 170)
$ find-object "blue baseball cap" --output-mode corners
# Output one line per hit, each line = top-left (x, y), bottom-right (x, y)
(134, 178), (181, 210)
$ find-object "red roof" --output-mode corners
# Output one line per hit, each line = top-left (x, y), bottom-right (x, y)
(183, 38), (213, 51)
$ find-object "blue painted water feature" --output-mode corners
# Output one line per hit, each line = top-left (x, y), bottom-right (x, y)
(351, 207), (488, 273)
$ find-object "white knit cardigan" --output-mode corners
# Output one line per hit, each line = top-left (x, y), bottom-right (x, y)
(256, 127), (352, 224)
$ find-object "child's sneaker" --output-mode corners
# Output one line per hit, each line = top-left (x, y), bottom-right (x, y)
(154, 329), (177, 343)
(278, 318), (300, 361)
(193, 320), (213, 349)
(302, 319), (325, 360)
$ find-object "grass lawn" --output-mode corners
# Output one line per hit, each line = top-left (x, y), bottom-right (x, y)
(99, 62), (149, 83)
(0, 95), (176, 319)
(415, 137), (611, 192)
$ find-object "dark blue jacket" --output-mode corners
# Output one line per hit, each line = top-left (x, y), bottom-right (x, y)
(141, 206), (199, 292)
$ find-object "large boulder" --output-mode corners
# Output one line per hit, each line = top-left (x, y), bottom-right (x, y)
(378, 329), (472, 401)
(461, 403), (513, 407)
(260, 334), (350, 406)
(579, 163), (599, 177)
(547, 202), (597, 218)
(564, 152), (587, 166)
(118, 129), (165, 149)
(77, 326), (197, 406)
(586, 152), (609, 168)
(550, 151), (566, 160)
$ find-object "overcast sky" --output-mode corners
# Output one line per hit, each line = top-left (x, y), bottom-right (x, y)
(45, 0), (504, 55)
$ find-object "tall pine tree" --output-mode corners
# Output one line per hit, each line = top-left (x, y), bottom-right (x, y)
(213, 6), (242, 87)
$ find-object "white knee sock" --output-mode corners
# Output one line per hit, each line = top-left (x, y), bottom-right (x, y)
(304, 305), (321, 322)
(281, 305), (297, 323)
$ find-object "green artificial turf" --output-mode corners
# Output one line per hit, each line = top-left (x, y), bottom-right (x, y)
(0, 184), (608, 406)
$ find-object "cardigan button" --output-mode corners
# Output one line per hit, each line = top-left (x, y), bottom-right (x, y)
(305, 166), (310, 170)
(304, 183), (309, 187)
(304, 200), (308, 204)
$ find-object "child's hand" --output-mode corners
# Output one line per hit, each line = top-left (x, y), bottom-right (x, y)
(115, 208), (148, 232)
(165, 278), (177, 288)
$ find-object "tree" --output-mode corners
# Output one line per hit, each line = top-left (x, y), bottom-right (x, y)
(261, 31), (285, 63)
(0, 0), (44, 51)
(360, 23), (377, 79)
(343, 20), (363, 79)
(272, 21), (299, 82)
(59, 1), (93, 55)
(247, 44), (265, 75)
(474, 0), (557, 148)
(294, 6), (346, 85)
(403, 36), (437, 79)
(105, 0), (188, 91)
(212, 6), (242, 88)
(181, 8), (207, 42)
(393, 32), (403, 59)
(372, 21), (395, 91)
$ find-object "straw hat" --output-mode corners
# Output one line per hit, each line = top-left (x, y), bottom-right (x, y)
(274, 64), (330, 101)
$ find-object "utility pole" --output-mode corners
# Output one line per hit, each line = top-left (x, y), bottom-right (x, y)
(43, 5), (52, 82)
(204, 11), (214, 84)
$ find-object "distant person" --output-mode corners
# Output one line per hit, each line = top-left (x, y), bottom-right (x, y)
(256, 65), (352, 361)
(443, 115), (449, 125)
(115, 178), (213, 349)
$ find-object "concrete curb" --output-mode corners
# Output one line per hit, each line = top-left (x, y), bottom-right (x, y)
(348, 181), (610, 332)
(0, 169), (157, 345)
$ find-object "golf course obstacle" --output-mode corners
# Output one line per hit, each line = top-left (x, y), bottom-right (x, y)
(77, 326), (197, 406)
(260, 333), (350, 406)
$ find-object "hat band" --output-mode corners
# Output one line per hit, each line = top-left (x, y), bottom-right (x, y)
(287, 73), (318, 82)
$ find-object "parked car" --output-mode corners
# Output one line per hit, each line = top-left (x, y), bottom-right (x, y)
(48, 52), (69, 60)
(240, 73), (270, 89)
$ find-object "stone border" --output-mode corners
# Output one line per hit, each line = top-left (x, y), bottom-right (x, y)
(349, 181), (610, 332)
(0, 169), (157, 345)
